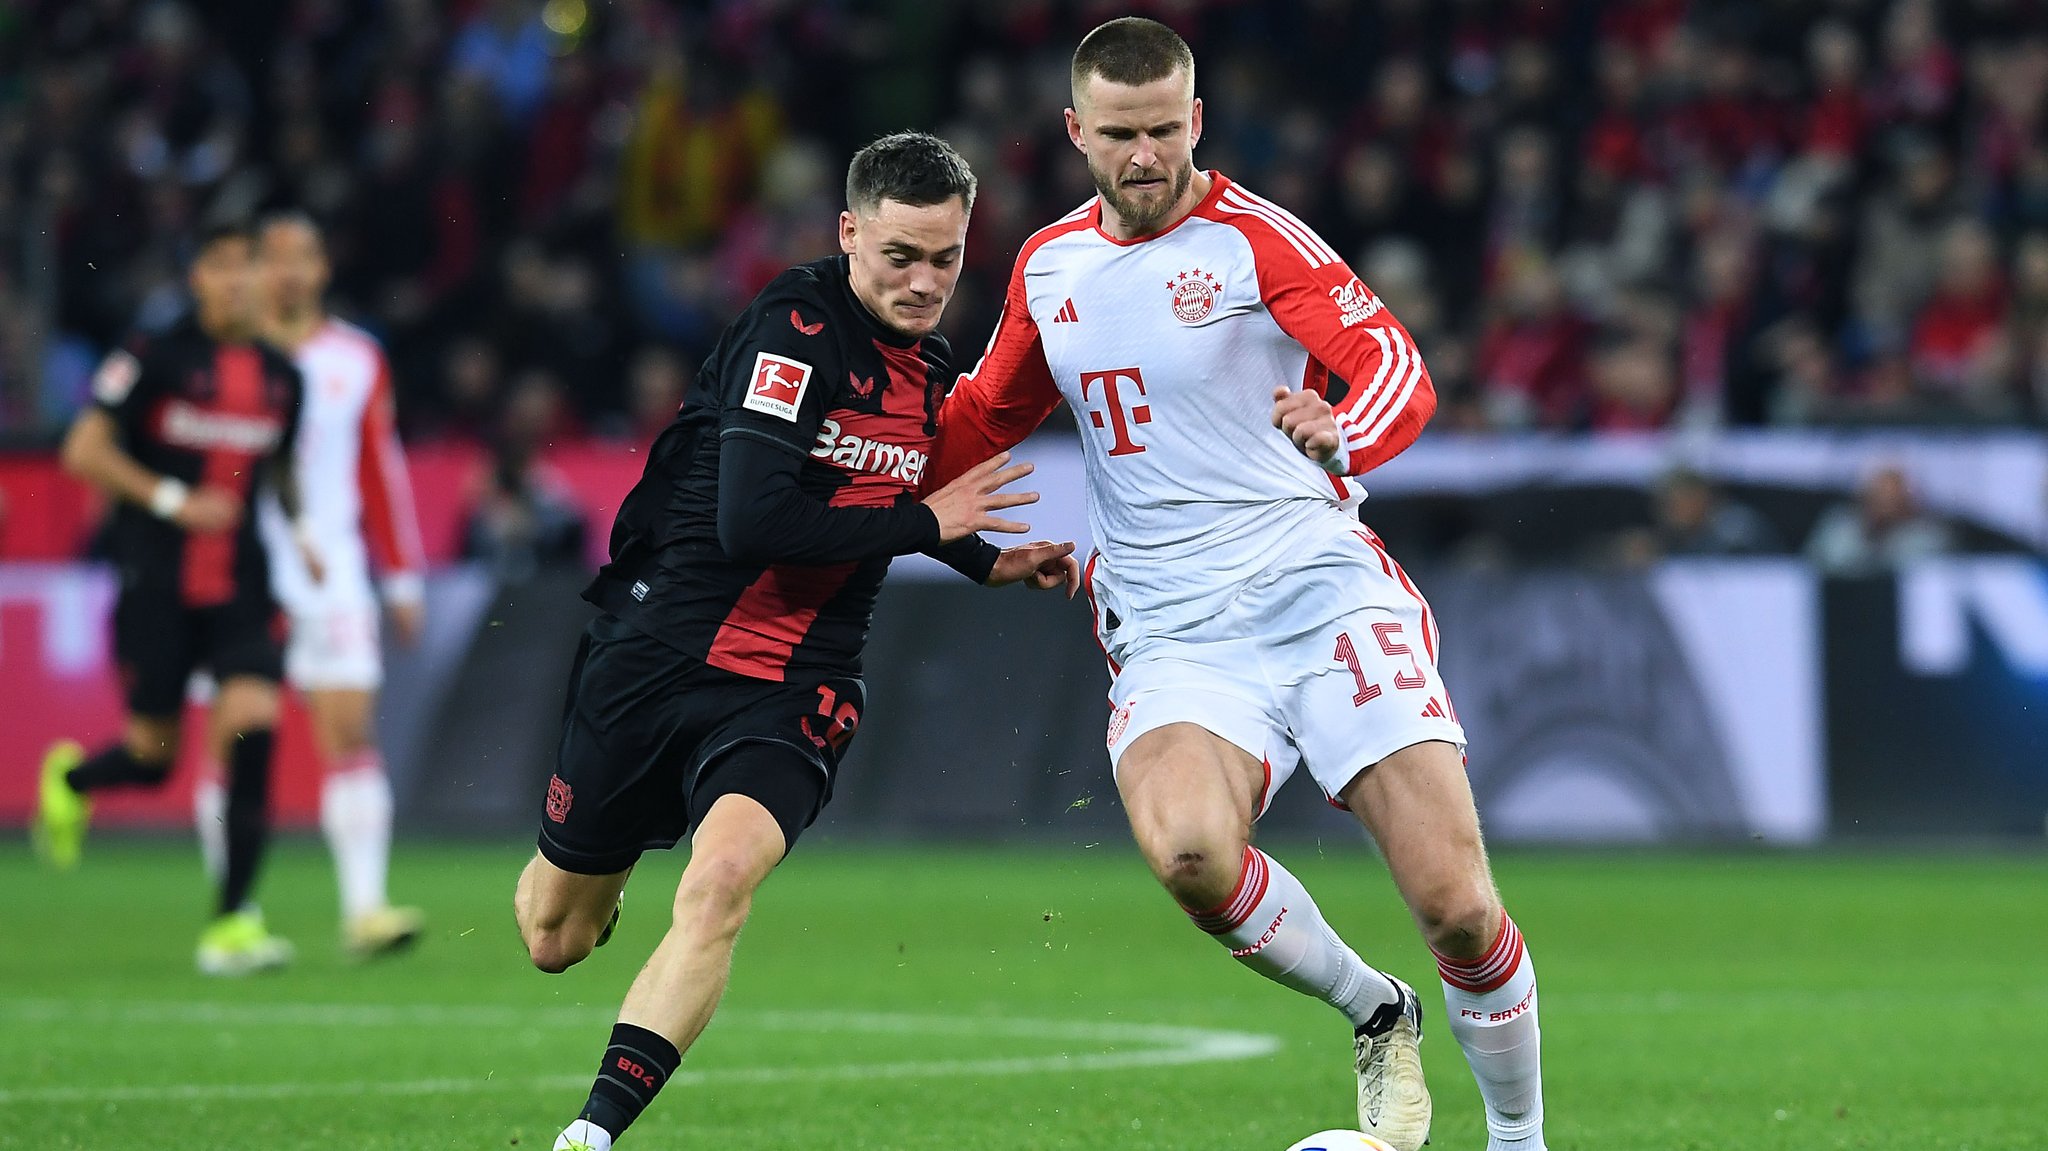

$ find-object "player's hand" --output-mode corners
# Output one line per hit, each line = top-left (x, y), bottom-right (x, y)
(987, 540), (1080, 598)
(1271, 386), (1342, 466)
(176, 486), (242, 534)
(387, 598), (425, 648)
(296, 534), (327, 586)
(922, 451), (1038, 542)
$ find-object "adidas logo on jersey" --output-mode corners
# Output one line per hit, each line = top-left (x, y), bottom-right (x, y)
(811, 417), (928, 485)
(1052, 298), (1079, 323)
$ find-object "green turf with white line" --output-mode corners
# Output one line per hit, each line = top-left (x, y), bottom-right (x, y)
(2, 840), (2043, 1150)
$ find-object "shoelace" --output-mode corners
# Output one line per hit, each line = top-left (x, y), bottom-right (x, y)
(1356, 1031), (1390, 1123)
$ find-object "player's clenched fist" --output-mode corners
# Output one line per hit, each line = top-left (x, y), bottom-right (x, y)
(922, 450), (1039, 541)
(1271, 386), (1341, 466)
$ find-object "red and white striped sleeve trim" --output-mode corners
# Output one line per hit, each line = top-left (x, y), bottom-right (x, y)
(1213, 185), (1342, 267)
(1209, 178), (1435, 477)
(1434, 909), (1526, 993)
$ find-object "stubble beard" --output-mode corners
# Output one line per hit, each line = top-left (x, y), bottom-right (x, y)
(1091, 158), (1194, 236)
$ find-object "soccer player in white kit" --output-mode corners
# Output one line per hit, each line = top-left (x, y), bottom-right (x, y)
(195, 212), (430, 958)
(929, 19), (1547, 1151)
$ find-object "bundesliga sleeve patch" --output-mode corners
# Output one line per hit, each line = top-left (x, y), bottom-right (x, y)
(742, 351), (814, 422)
(92, 350), (142, 405)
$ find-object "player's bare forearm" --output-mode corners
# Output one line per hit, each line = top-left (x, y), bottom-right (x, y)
(61, 409), (166, 507)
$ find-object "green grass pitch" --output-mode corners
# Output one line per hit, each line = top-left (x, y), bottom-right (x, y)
(2, 839), (2044, 1150)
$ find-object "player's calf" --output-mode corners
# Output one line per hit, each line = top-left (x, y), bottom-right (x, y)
(1435, 909), (1546, 1151)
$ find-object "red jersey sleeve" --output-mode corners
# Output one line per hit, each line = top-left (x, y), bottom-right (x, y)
(927, 250), (1063, 492)
(356, 350), (427, 599)
(1216, 185), (1436, 476)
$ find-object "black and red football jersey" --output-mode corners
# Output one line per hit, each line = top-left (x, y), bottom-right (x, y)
(588, 256), (992, 683)
(90, 317), (304, 607)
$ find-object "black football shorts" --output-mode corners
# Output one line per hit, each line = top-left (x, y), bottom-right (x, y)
(537, 612), (861, 875)
(112, 588), (285, 717)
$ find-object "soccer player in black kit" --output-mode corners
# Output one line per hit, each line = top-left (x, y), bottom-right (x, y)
(34, 222), (316, 976)
(517, 134), (1078, 1151)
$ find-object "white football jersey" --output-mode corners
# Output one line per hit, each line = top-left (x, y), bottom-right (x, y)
(258, 318), (425, 611)
(934, 172), (1437, 641)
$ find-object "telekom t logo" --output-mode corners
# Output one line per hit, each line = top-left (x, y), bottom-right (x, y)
(1079, 367), (1151, 457)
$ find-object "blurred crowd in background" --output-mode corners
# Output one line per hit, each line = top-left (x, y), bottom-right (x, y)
(4, 0), (2048, 449)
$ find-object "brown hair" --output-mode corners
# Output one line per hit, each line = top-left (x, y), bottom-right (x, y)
(846, 131), (977, 215)
(1070, 17), (1195, 102)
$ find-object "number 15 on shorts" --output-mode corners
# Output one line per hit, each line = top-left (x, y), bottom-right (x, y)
(1333, 623), (1435, 710)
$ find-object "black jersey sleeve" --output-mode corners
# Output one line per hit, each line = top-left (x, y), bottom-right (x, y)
(715, 286), (840, 461)
(924, 535), (1001, 583)
(88, 337), (158, 443)
(715, 434), (941, 564)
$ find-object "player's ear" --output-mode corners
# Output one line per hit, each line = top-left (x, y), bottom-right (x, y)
(838, 210), (858, 256)
(1064, 107), (1086, 153)
(1190, 96), (1203, 149)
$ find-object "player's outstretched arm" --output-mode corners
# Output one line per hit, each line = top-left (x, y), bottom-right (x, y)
(60, 407), (240, 533)
(715, 439), (1037, 567)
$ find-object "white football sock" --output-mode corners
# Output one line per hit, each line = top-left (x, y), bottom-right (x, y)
(1185, 846), (1400, 1029)
(554, 1119), (612, 1151)
(194, 769), (226, 884)
(1437, 910), (1545, 1150)
(321, 752), (395, 921)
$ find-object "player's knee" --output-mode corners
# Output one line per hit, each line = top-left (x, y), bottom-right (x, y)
(1414, 883), (1500, 960)
(525, 927), (593, 974)
(673, 854), (759, 941)
(1143, 828), (1246, 908)
(218, 691), (281, 736)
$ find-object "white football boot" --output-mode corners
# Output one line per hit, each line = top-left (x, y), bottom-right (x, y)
(1354, 976), (1433, 1150)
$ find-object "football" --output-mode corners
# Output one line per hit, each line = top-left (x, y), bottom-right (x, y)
(1283, 1132), (1399, 1151)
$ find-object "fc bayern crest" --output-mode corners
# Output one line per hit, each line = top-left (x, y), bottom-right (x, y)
(1168, 267), (1222, 324)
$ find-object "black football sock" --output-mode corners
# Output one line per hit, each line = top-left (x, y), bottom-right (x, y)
(66, 744), (172, 792)
(579, 1022), (682, 1139)
(219, 730), (276, 916)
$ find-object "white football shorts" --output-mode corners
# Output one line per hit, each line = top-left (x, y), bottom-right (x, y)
(1089, 525), (1465, 814)
(284, 599), (383, 692)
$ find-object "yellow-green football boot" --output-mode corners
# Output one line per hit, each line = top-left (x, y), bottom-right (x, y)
(196, 909), (295, 977)
(31, 740), (90, 870)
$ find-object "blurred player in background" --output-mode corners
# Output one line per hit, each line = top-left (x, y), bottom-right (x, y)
(515, 133), (1076, 1151)
(191, 211), (430, 960)
(34, 221), (311, 976)
(931, 19), (1547, 1151)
